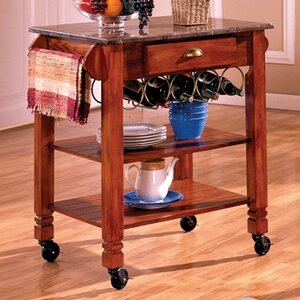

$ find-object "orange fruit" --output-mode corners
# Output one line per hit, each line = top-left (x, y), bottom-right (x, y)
(102, 0), (123, 17)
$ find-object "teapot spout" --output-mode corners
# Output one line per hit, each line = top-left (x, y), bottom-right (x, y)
(165, 157), (179, 188)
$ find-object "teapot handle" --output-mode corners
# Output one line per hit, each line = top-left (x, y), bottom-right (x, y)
(124, 164), (140, 192)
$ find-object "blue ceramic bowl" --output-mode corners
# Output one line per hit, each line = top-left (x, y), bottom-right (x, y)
(169, 114), (208, 121)
(169, 101), (208, 112)
(169, 101), (208, 140)
(169, 111), (208, 118)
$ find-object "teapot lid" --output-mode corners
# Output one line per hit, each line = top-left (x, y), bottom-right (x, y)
(141, 159), (165, 170)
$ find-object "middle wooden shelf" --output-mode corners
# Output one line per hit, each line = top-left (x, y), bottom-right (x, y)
(52, 126), (249, 163)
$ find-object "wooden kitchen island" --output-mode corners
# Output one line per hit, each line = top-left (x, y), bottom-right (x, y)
(28, 16), (273, 289)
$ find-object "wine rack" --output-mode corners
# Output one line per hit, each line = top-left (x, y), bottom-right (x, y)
(91, 67), (245, 110)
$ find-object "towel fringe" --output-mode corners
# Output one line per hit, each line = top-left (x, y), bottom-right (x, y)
(27, 48), (91, 125)
(29, 103), (89, 124)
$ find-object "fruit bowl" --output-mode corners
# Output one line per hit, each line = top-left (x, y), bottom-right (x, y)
(72, 0), (153, 31)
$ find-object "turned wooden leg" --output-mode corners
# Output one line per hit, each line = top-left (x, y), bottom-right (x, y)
(245, 31), (269, 235)
(34, 114), (55, 241)
(100, 44), (125, 270)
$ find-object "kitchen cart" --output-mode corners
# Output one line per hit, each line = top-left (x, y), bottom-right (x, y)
(29, 16), (273, 289)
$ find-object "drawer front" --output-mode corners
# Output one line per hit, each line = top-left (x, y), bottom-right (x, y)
(144, 37), (238, 76)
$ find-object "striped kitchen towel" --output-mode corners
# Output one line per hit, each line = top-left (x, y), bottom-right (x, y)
(28, 48), (91, 124)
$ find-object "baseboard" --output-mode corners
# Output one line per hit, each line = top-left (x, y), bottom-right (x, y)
(214, 93), (300, 111)
(266, 93), (300, 111)
(0, 106), (102, 132)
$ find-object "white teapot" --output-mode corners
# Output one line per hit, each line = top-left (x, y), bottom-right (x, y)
(125, 157), (179, 203)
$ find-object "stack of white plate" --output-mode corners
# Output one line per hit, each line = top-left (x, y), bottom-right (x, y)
(96, 123), (167, 150)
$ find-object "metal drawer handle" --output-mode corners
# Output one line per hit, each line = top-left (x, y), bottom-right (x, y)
(184, 48), (203, 58)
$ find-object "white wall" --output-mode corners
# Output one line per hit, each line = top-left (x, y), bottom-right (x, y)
(0, 1), (33, 129)
(0, 1), (88, 129)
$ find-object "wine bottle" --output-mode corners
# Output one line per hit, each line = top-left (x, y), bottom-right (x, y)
(175, 91), (194, 102)
(123, 80), (144, 104)
(170, 74), (195, 102)
(144, 77), (170, 107)
(196, 80), (219, 101)
(219, 78), (245, 96)
(196, 71), (244, 97)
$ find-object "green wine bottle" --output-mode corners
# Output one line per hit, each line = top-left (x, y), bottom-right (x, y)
(170, 74), (195, 102)
(145, 77), (170, 107)
(123, 80), (143, 104)
(196, 71), (244, 97)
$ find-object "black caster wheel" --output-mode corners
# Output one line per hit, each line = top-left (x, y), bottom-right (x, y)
(108, 268), (129, 290)
(253, 235), (271, 256)
(40, 240), (60, 262)
(180, 216), (197, 232)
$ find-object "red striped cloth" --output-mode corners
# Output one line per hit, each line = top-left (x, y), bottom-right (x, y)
(28, 48), (91, 124)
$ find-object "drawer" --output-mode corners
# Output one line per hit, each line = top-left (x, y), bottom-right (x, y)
(144, 37), (238, 76)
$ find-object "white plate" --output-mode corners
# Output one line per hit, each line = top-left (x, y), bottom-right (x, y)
(97, 126), (166, 137)
(97, 123), (167, 136)
(123, 123), (166, 137)
(96, 133), (166, 143)
(123, 132), (167, 141)
(123, 134), (167, 144)
(96, 123), (167, 148)
(97, 132), (167, 142)
(124, 137), (167, 147)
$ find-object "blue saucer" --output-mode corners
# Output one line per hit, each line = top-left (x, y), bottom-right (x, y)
(124, 190), (184, 210)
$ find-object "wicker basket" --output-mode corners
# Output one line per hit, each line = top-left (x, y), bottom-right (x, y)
(171, 0), (210, 26)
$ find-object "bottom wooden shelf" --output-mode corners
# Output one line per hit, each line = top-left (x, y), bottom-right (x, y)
(54, 180), (248, 229)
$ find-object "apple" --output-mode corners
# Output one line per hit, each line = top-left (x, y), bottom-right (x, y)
(78, 0), (96, 14)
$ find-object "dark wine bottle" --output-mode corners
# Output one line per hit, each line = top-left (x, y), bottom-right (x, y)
(144, 77), (170, 108)
(123, 80), (143, 104)
(196, 80), (219, 100)
(170, 74), (195, 102)
(124, 77), (170, 108)
(196, 71), (244, 97)
(219, 78), (245, 96)
(171, 85), (193, 102)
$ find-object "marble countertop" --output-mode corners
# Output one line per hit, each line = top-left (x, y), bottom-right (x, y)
(28, 16), (273, 45)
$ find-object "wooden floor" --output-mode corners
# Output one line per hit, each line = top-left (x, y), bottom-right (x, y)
(0, 104), (299, 300)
